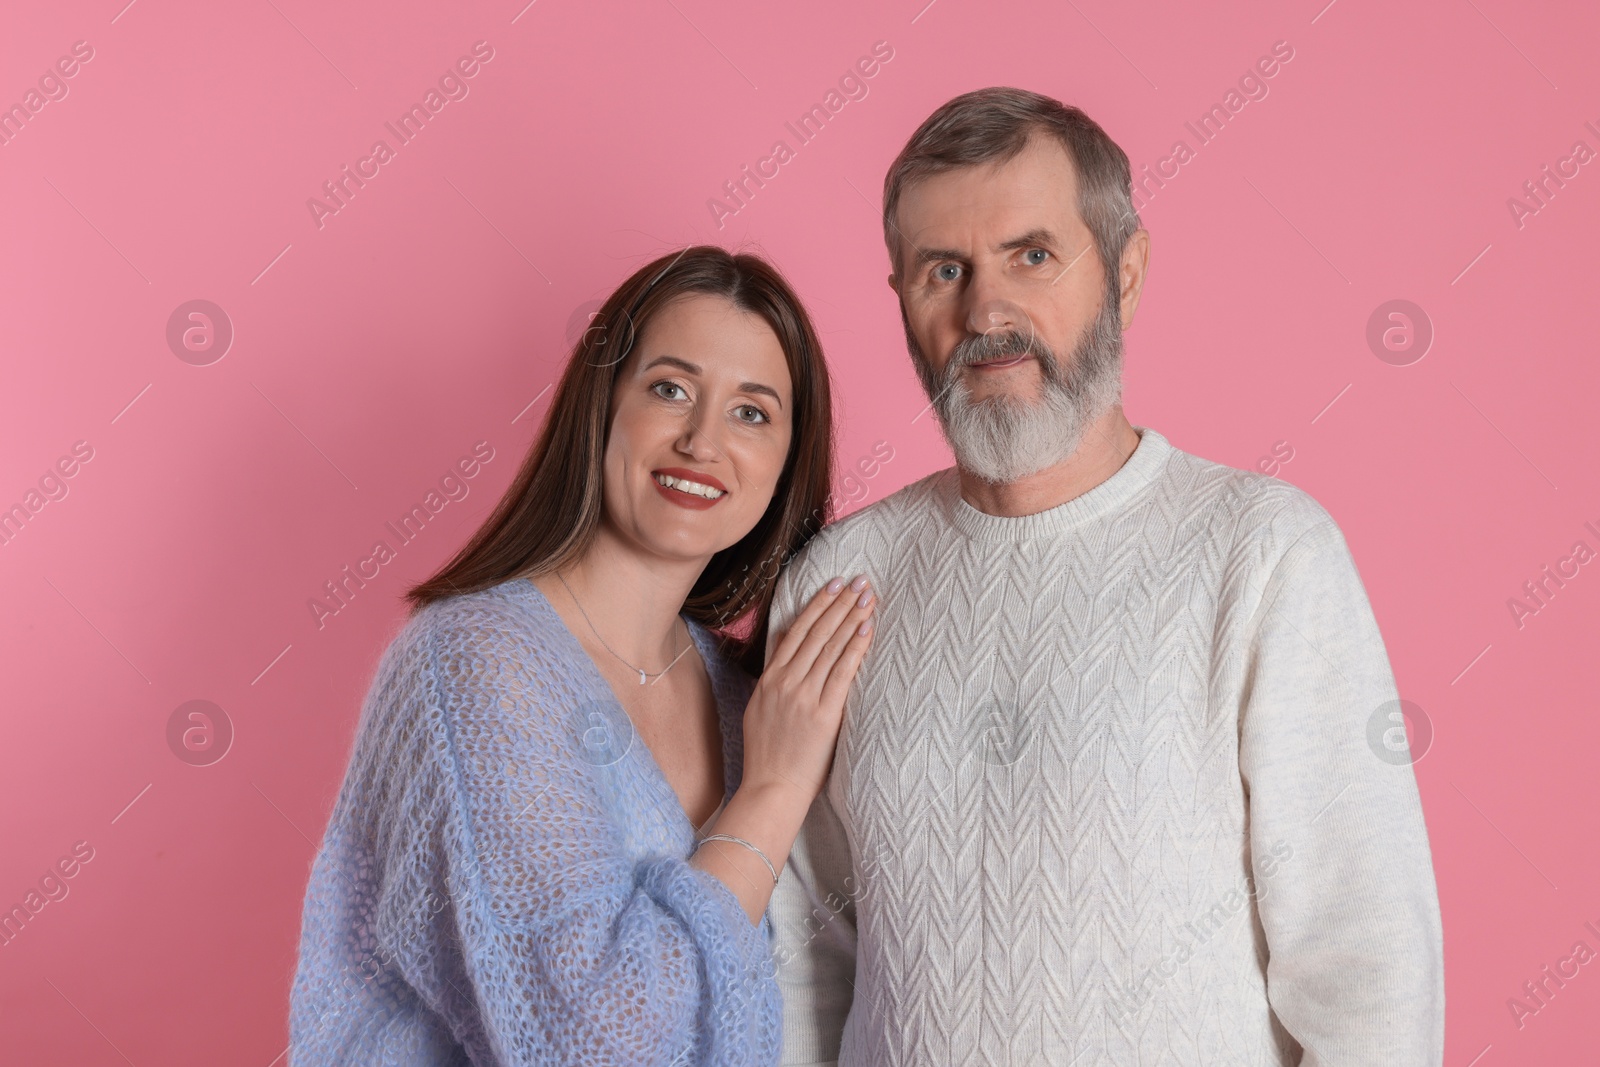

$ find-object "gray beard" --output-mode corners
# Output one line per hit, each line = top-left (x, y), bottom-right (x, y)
(904, 291), (1125, 485)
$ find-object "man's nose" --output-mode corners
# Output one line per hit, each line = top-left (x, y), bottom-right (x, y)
(964, 295), (1032, 344)
(962, 266), (1027, 339)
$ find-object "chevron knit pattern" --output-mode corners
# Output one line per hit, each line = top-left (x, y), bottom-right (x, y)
(766, 426), (1444, 1067)
(288, 577), (782, 1067)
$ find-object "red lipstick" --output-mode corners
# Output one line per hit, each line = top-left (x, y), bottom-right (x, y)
(651, 467), (728, 510)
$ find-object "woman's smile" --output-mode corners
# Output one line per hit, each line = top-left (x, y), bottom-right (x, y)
(652, 466), (729, 509)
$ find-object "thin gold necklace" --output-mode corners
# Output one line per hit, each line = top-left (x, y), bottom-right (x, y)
(555, 571), (694, 686)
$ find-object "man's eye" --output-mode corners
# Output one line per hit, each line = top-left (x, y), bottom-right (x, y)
(934, 263), (962, 282)
(652, 381), (688, 401)
(1024, 248), (1050, 265)
(735, 404), (769, 424)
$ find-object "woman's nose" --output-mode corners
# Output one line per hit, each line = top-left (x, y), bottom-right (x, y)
(675, 413), (724, 462)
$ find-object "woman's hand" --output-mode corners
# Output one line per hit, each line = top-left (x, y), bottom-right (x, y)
(691, 574), (875, 923)
(740, 574), (876, 804)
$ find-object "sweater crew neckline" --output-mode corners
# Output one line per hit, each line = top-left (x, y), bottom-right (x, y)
(941, 425), (1171, 542)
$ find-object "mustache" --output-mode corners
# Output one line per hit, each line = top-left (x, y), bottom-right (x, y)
(946, 329), (1061, 382)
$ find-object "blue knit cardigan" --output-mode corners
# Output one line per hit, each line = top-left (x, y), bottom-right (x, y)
(287, 576), (782, 1066)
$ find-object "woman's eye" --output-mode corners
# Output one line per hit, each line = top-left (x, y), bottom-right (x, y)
(735, 404), (769, 425)
(1023, 248), (1050, 265)
(652, 381), (688, 401)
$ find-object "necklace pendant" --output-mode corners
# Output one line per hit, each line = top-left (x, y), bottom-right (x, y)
(638, 669), (647, 685)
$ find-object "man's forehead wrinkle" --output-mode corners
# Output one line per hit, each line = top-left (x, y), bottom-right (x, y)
(896, 219), (958, 265)
(896, 155), (1088, 269)
(902, 215), (1079, 264)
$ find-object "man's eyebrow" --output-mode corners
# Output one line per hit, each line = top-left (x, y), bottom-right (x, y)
(909, 228), (1062, 267)
(910, 244), (965, 268)
(996, 227), (1060, 252)
(640, 354), (784, 410)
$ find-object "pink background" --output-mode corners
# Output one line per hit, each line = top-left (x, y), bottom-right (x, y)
(3, 0), (1598, 1061)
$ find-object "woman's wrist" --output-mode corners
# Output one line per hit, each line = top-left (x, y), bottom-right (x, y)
(698, 833), (779, 884)
(712, 781), (811, 867)
(689, 779), (817, 923)
(735, 773), (820, 818)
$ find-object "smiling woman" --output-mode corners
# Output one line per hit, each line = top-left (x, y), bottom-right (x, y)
(594, 290), (804, 588)
(287, 246), (876, 1067)
(415, 249), (837, 667)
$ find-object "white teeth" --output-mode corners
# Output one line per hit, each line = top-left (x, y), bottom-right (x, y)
(654, 473), (725, 499)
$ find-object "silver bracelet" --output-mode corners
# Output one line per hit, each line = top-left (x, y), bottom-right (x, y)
(695, 833), (778, 886)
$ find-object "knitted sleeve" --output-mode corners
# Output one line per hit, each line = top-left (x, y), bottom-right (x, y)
(1236, 519), (1445, 1066)
(420, 600), (782, 1067)
(289, 594), (783, 1067)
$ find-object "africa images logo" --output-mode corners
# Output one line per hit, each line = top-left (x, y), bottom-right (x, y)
(306, 41), (496, 230)
(706, 41), (895, 229)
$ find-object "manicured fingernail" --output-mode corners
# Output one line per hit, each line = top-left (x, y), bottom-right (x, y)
(826, 577), (845, 594)
(857, 589), (873, 608)
(849, 574), (869, 591)
(858, 618), (873, 636)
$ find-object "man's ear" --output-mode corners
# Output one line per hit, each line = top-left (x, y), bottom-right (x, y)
(1118, 228), (1151, 329)
(886, 273), (899, 294)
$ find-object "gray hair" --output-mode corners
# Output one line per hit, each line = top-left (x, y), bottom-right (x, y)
(881, 86), (1141, 298)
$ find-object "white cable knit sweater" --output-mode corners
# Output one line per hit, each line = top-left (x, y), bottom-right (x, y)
(764, 426), (1444, 1067)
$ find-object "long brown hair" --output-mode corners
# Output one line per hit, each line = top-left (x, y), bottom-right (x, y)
(404, 245), (835, 675)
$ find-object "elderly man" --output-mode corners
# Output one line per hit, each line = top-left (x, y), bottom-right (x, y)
(764, 87), (1444, 1066)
